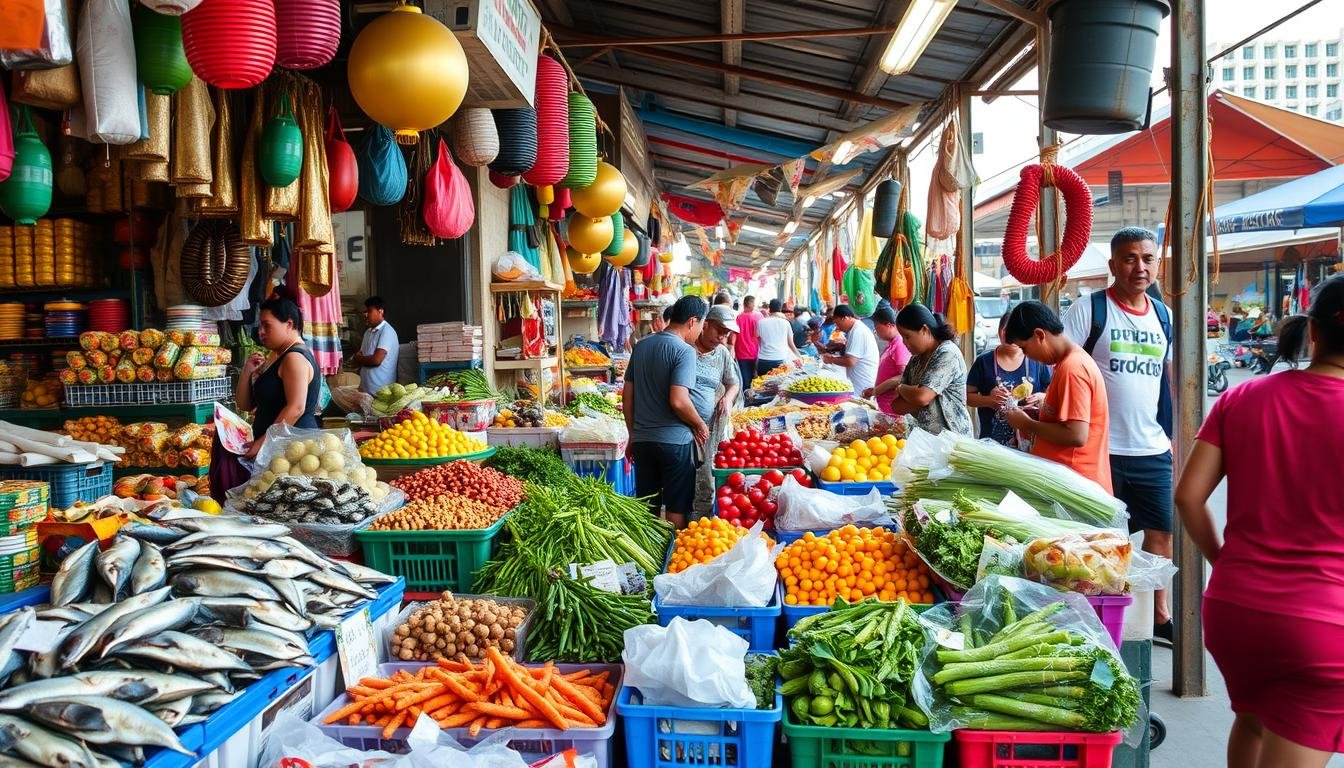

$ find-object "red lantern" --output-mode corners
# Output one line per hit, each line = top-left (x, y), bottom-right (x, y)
(488, 170), (517, 189)
(548, 186), (570, 221)
(326, 108), (358, 213)
(275, 0), (340, 71)
(522, 55), (568, 189)
(181, 0), (276, 89)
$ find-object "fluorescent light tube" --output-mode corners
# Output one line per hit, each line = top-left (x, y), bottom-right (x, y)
(880, 0), (956, 75)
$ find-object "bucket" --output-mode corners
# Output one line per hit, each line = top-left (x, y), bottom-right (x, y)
(423, 400), (496, 433)
(1043, 0), (1170, 134)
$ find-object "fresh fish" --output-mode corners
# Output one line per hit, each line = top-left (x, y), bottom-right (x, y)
(252, 657), (313, 672)
(88, 584), (111, 606)
(0, 609), (35, 663)
(0, 754), (41, 768)
(94, 538), (140, 601)
(261, 559), (318, 580)
(0, 670), (212, 710)
(331, 561), (396, 586)
(198, 672), (234, 694)
(307, 569), (376, 600)
(176, 714), (208, 726)
(128, 544), (166, 596)
(119, 524), (186, 546)
(164, 556), (263, 574)
(90, 746), (142, 768)
(97, 599), (199, 659)
(24, 695), (194, 755)
(189, 627), (307, 662)
(0, 714), (101, 768)
(310, 614), (341, 631)
(152, 697), (190, 727)
(171, 570), (280, 603)
(168, 516), (288, 538)
(26, 626), (75, 681)
(164, 538), (297, 564)
(59, 587), (171, 670)
(247, 601), (312, 632)
(189, 691), (237, 715)
(240, 622), (310, 653)
(49, 542), (99, 608)
(112, 631), (252, 674)
(33, 607), (91, 626)
(273, 538), (331, 569)
(266, 577), (308, 618)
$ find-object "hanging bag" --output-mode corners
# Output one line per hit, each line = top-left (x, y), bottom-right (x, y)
(0, 81), (15, 183)
(356, 124), (406, 206)
(0, 0), (74, 69)
(77, 0), (141, 145)
(325, 108), (358, 213)
(422, 138), (474, 239)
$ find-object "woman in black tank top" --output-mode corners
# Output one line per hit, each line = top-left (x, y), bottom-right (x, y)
(235, 292), (320, 458)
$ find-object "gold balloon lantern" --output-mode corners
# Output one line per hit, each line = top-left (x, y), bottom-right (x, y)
(571, 161), (627, 218)
(566, 214), (613, 255)
(567, 247), (601, 275)
(605, 228), (638, 267)
(347, 5), (469, 144)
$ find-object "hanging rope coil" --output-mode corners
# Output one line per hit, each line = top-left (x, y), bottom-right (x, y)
(1002, 147), (1093, 287)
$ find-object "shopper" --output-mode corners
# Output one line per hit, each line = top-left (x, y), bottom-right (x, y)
(1062, 227), (1175, 642)
(236, 291), (321, 458)
(887, 304), (972, 435)
(1003, 301), (1111, 492)
(623, 295), (711, 529)
(1175, 275), (1344, 768)
(862, 306), (911, 416)
(821, 305), (878, 393)
(800, 318), (823, 358)
(967, 312), (1051, 447)
(755, 299), (800, 375)
(734, 295), (761, 388)
(349, 296), (400, 395)
(690, 305), (742, 519)
(790, 306), (811, 348)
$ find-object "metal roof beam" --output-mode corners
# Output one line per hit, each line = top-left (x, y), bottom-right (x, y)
(721, 0), (744, 127)
(554, 25), (895, 48)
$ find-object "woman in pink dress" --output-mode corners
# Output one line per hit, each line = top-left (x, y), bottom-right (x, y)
(1176, 274), (1344, 768)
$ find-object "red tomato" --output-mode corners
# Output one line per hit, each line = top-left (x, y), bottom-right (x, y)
(762, 469), (785, 486)
(789, 468), (811, 486)
(761, 500), (779, 516)
(718, 440), (731, 451)
(729, 457), (744, 468)
(747, 488), (765, 505)
(717, 497), (736, 515)
(734, 495), (753, 512)
(726, 472), (746, 487)
(755, 478), (774, 494)
(717, 484), (734, 498)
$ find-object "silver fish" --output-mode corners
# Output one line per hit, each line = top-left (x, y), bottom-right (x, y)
(272, 538), (330, 568)
(97, 599), (199, 659)
(112, 631), (252, 674)
(0, 714), (101, 768)
(24, 695), (194, 755)
(89, 746), (142, 768)
(171, 570), (280, 602)
(119, 524), (186, 546)
(152, 697), (190, 727)
(331, 561), (396, 586)
(33, 607), (91, 626)
(261, 559), (318, 580)
(189, 627), (307, 662)
(169, 515), (288, 537)
(49, 542), (99, 608)
(164, 538), (297, 563)
(310, 613), (341, 631)
(189, 691), (236, 715)
(198, 672), (234, 694)
(0, 609), (34, 662)
(164, 556), (264, 575)
(252, 657), (313, 672)
(59, 586), (171, 670)
(26, 626), (75, 681)
(266, 577), (308, 618)
(93, 538), (139, 602)
(307, 569), (376, 600)
(128, 544), (166, 597)
(176, 713), (208, 726)
(0, 670), (213, 711)
(0, 754), (41, 768)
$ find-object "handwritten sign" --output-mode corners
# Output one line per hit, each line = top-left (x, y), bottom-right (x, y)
(336, 608), (379, 685)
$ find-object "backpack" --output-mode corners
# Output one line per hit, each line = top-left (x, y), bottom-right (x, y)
(1082, 290), (1174, 439)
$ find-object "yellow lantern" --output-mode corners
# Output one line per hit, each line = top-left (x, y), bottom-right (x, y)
(566, 214), (613, 255)
(605, 228), (638, 267)
(347, 6), (469, 144)
(567, 247), (601, 275)
(571, 161), (627, 218)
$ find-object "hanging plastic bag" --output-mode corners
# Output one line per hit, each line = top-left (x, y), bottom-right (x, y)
(492, 251), (540, 282)
(622, 618), (756, 708)
(325, 108), (358, 213)
(356, 124), (407, 206)
(423, 138), (475, 239)
(77, 0), (141, 145)
(842, 265), (877, 316)
(653, 524), (776, 607)
(774, 475), (892, 531)
(0, 0), (74, 69)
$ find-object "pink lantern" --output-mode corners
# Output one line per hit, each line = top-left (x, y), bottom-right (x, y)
(521, 55), (569, 189)
(275, 0), (340, 71)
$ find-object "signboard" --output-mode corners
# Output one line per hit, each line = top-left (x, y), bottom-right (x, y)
(1107, 171), (1123, 207)
(1216, 208), (1305, 234)
(428, 0), (541, 107)
(336, 608), (379, 686)
(333, 211), (367, 299)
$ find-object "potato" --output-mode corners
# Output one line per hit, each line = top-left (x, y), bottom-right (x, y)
(284, 442), (307, 462)
(269, 457), (291, 475)
(298, 454), (321, 474)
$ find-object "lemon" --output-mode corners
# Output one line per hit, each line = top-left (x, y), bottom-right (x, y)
(857, 456), (873, 471)
(820, 466), (841, 482)
(868, 469), (885, 481)
(193, 498), (221, 514)
(838, 465), (856, 481)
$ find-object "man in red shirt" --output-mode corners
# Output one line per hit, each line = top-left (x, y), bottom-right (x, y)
(733, 295), (761, 389)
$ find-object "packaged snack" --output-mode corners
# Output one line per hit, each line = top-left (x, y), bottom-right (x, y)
(124, 422), (168, 438)
(1023, 532), (1133, 596)
(76, 368), (97, 385)
(177, 347), (202, 368)
(85, 350), (108, 368)
(180, 447), (209, 468)
(154, 341), (181, 369)
(139, 328), (165, 349)
(136, 365), (156, 383)
(184, 364), (227, 380)
(118, 331), (139, 351)
(172, 424), (205, 449)
(213, 348), (232, 365)
(99, 334), (118, 353)
(185, 331), (220, 347)
(78, 332), (102, 352)
(58, 369), (78, 386)
(65, 351), (87, 370)
(163, 449), (180, 468)
(131, 347), (154, 366)
(173, 361), (193, 380)
(96, 365), (116, 384)
(115, 358), (137, 384)
(141, 431), (172, 454)
(156, 368), (174, 382)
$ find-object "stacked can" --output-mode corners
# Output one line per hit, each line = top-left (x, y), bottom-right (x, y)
(0, 480), (49, 594)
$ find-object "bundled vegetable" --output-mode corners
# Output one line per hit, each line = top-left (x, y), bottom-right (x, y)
(779, 598), (928, 729)
(485, 445), (575, 486)
(745, 654), (781, 710)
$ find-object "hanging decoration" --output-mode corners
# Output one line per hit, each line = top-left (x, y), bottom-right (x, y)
(422, 138), (474, 240)
(275, 0), (340, 71)
(607, 228), (638, 267)
(259, 91), (303, 188)
(566, 246), (600, 276)
(508, 184), (540, 271)
(356, 124), (407, 206)
(602, 211), (624, 256)
(571, 161), (626, 219)
(133, 5), (192, 95)
(566, 213), (613, 255)
(546, 187), (570, 222)
(180, 220), (250, 305)
(180, 0), (277, 90)
(522, 55), (569, 196)
(630, 229), (651, 269)
(1002, 158), (1093, 285)
(662, 193), (724, 227)
(559, 92), (597, 189)
(196, 87), (238, 217)
(873, 179), (900, 238)
(325, 108), (357, 213)
(852, 209), (879, 271)
(488, 108), (536, 177)
(398, 132), (436, 246)
(489, 170), (518, 189)
(140, 0), (204, 14)
(238, 88), (270, 245)
(0, 107), (52, 224)
(78, 0), (141, 145)
(451, 108), (499, 168)
(927, 118), (974, 240)
(347, 4), (467, 144)
(292, 76), (336, 288)
(0, 78), (13, 183)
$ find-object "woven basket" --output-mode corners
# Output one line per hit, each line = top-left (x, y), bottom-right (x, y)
(452, 108), (499, 168)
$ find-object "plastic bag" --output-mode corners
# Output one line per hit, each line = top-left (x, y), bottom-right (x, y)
(560, 415), (628, 446)
(77, 0), (141, 145)
(1022, 532), (1133, 596)
(357, 124), (408, 206)
(1126, 549), (1177, 593)
(0, 79), (12, 183)
(229, 424), (382, 501)
(622, 617), (756, 708)
(654, 523), (776, 607)
(492, 251), (541, 282)
(262, 712), (530, 768)
(0, 0), (73, 69)
(774, 475), (891, 531)
(423, 138), (475, 239)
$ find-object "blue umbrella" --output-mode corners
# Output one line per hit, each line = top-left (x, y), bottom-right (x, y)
(1214, 163), (1344, 233)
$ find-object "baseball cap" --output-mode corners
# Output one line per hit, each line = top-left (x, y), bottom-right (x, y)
(706, 305), (740, 333)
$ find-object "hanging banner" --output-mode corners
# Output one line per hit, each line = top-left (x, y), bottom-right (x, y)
(663, 193), (725, 227)
(812, 105), (922, 165)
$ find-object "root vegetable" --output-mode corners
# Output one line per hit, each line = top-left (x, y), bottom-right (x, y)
(389, 592), (529, 663)
(367, 493), (505, 531)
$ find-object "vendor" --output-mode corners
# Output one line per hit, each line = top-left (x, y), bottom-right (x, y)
(887, 304), (972, 436)
(349, 296), (400, 395)
(236, 291), (321, 458)
(862, 307), (912, 415)
(820, 305), (878, 393)
(966, 312), (1051, 447)
(691, 305), (742, 519)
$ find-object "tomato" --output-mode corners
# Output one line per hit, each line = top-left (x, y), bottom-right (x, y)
(761, 500), (778, 516)
(720, 506), (740, 521)
(747, 488), (765, 505)
(726, 472), (746, 487)
(789, 468), (811, 486)
(729, 457), (744, 468)
(761, 469), (785, 486)
(718, 440), (731, 451)
(717, 484), (735, 498)
(755, 478), (773, 495)
(717, 497), (736, 515)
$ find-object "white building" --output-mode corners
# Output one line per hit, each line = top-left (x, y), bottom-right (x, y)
(1215, 30), (1344, 121)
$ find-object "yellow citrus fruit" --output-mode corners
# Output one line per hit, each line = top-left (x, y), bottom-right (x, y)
(820, 466), (841, 482)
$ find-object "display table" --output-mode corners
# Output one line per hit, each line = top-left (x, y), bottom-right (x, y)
(0, 402), (216, 429)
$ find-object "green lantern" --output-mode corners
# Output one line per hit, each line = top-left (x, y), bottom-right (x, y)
(602, 211), (624, 256)
(259, 92), (304, 188)
(0, 107), (53, 226)
(134, 6), (193, 96)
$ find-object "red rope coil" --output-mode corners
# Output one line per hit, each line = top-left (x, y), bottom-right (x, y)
(1001, 163), (1094, 286)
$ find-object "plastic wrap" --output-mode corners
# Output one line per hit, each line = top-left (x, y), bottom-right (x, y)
(0, 0), (73, 69)
(1022, 532), (1132, 596)
(559, 415), (628, 446)
(622, 618), (756, 708)
(230, 424), (382, 501)
(653, 523), (776, 607)
(226, 479), (405, 558)
(262, 712), (531, 768)
(774, 475), (891, 531)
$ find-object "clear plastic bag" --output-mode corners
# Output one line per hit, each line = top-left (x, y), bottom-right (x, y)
(262, 712), (530, 768)
(622, 617), (756, 708)
(560, 415), (628, 445)
(653, 523), (776, 607)
(774, 475), (892, 531)
(1022, 532), (1133, 596)
(229, 424), (381, 502)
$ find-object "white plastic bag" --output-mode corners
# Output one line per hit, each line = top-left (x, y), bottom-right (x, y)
(77, 0), (140, 145)
(654, 523), (776, 607)
(560, 415), (628, 445)
(774, 475), (892, 531)
(622, 618), (755, 708)
(261, 712), (529, 768)
(493, 251), (541, 282)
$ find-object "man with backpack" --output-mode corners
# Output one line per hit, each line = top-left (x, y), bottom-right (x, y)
(1063, 227), (1176, 646)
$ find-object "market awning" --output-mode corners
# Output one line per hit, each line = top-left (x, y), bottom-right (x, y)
(1212, 163), (1344, 234)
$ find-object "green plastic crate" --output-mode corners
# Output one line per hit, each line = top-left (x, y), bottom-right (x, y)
(355, 514), (508, 594)
(781, 708), (950, 768)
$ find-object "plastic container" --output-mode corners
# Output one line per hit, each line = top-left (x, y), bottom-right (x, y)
(1089, 594), (1133, 647)
(953, 729), (1123, 768)
(423, 399), (496, 432)
(653, 589), (780, 652)
(0, 530), (39, 593)
(561, 442), (625, 462)
(816, 478), (900, 496)
(617, 685), (781, 768)
(0, 462), (112, 510)
(782, 707), (950, 768)
(0, 583), (48, 613)
(486, 426), (561, 449)
(0, 480), (48, 535)
(355, 514), (508, 594)
(568, 455), (635, 496)
(382, 594), (535, 662)
(315, 662), (622, 768)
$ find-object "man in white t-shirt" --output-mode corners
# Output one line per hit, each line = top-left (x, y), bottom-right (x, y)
(822, 304), (878, 392)
(351, 296), (400, 395)
(753, 299), (799, 375)
(1062, 227), (1175, 644)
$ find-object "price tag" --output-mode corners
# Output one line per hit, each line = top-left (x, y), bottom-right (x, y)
(14, 621), (63, 654)
(568, 560), (621, 593)
(335, 608), (378, 685)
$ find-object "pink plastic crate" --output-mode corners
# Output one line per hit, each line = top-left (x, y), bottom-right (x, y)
(954, 730), (1122, 768)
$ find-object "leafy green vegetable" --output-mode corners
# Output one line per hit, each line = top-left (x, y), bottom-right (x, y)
(745, 654), (780, 710)
(486, 445), (575, 486)
(564, 392), (620, 418)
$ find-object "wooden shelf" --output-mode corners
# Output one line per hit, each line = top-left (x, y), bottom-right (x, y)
(490, 281), (562, 294)
(494, 356), (558, 370)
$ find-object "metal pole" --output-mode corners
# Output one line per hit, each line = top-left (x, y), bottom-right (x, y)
(959, 87), (977, 362)
(1036, 24), (1059, 311)
(1170, 0), (1209, 698)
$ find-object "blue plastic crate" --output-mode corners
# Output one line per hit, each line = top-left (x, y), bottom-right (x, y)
(569, 456), (636, 496)
(0, 585), (48, 614)
(654, 589), (780, 652)
(779, 584), (941, 631)
(816, 479), (900, 496)
(0, 462), (113, 510)
(617, 685), (782, 768)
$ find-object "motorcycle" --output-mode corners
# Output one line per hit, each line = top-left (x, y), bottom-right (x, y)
(1247, 338), (1280, 375)
(1207, 353), (1231, 394)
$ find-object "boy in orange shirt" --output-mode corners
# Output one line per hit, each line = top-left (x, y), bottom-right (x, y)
(1001, 301), (1113, 493)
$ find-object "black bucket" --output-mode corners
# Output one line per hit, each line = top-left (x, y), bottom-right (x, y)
(1043, 0), (1170, 134)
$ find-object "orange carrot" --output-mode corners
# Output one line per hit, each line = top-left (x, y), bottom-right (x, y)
(485, 717), (505, 729)
(467, 702), (530, 720)
(515, 719), (548, 728)
(439, 711), (478, 728)
(467, 716), (487, 738)
(381, 711), (407, 739)
(436, 659), (472, 672)
(487, 648), (567, 730)
(430, 669), (483, 702)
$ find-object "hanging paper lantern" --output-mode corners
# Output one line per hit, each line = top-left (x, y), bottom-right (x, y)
(548, 187), (569, 222)
(522, 56), (568, 189)
(602, 211), (624, 256)
(180, 0), (276, 89)
(326, 108), (357, 213)
(488, 170), (517, 189)
(452, 108), (499, 168)
(0, 108), (53, 225)
(630, 230), (651, 269)
(133, 6), (193, 95)
(489, 108), (536, 177)
(275, 0), (340, 71)
(566, 247), (601, 276)
(347, 5), (468, 144)
(571, 161), (626, 219)
(141, 0), (204, 14)
(606, 228), (638, 267)
(560, 92), (597, 189)
(259, 92), (303, 187)
(566, 213), (613, 255)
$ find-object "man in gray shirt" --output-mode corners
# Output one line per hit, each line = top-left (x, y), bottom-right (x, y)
(623, 295), (710, 528)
